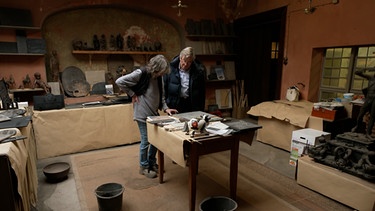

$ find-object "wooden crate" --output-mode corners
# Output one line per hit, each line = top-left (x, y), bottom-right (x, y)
(311, 107), (346, 121)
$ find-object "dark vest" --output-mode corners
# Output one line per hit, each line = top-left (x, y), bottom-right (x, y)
(130, 67), (163, 109)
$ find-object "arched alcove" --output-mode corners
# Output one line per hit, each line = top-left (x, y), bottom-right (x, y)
(42, 7), (183, 83)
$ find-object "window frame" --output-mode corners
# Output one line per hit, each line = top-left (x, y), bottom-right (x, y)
(319, 45), (375, 101)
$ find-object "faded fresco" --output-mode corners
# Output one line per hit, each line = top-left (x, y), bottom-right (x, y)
(43, 7), (181, 82)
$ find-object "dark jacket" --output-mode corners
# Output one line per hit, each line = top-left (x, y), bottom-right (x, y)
(163, 55), (206, 112)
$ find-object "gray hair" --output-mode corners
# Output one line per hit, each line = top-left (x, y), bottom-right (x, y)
(179, 47), (195, 60)
(147, 54), (170, 77)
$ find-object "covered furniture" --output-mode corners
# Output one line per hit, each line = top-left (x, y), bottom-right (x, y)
(33, 104), (140, 159)
(0, 122), (37, 211)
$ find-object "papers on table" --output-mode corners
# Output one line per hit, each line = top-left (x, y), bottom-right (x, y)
(163, 122), (186, 132)
(0, 114), (11, 122)
(147, 115), (179, 124)
(172, 111), (222, 122)
(205, 121), (233, 136)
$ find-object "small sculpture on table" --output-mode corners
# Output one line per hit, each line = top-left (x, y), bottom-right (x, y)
(183, 114), (211, 138)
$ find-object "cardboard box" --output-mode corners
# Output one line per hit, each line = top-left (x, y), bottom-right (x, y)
(292, 128), (330, 156)
(249, 100), (323, 151)
(297, 156), (375, 211)
(289, 128), (330, 166)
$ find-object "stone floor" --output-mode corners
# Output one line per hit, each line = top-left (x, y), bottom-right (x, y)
(32, 138), (357, 211)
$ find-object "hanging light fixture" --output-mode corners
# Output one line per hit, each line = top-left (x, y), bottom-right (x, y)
(172, 0), (188, 17)
(304, 0), (316, 14)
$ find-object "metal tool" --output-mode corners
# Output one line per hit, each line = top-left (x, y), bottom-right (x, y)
(0, 135), (27, 144)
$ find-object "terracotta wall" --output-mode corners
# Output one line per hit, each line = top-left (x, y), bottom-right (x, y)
(240, 0), (375, 101)
(1, 0), (222, 27)
(1, 0), (223, 87)
(2, 0), (375, 102)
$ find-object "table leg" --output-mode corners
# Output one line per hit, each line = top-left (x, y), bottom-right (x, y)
(229, 138), (239, 200)
(158, 150), (164, 184)
(189, 142), (199, 211)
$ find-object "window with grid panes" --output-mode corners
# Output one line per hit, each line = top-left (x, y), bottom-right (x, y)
(320, 46), (375, 101)
(271, 42), (279, 59)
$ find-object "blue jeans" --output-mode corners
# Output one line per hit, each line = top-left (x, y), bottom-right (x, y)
(137, 121), (157, 168)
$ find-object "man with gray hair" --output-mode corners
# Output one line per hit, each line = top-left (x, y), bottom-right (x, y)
(163, 47), (206, 115)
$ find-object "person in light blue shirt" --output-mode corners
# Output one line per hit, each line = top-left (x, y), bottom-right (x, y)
(163, 47), (206, 115)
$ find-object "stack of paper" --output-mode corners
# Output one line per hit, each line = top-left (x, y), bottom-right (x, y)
(205, 121), (233, 136)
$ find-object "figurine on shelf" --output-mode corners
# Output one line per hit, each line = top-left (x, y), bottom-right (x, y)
(126, 35), (136, 51)
(20, 74), (32, 89)
(33, 72), (51, 93)
(93, 34), (100, 50)
(109, 34), (116, 51)
(72, 40), (83, 50)
(116, 33), (124, 51)
(154, 41), (162, 52)
(6, 74), (16, 90)
(99, 34), (107, 51)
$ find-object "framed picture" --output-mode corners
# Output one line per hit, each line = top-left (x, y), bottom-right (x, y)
(209, 65), (225, 80)
(215, 89), (232, 109)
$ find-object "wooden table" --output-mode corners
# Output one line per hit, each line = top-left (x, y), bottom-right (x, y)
(147, 119), (261, 211)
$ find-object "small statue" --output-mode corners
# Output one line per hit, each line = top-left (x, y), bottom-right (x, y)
(93, 35), (100, 50)
(126, 35), (136, 51)
(33, 72), (51, 93)
(21, 74), (32, 89)
(154, 41), (162, 51)
(116, 33), (124, 51)
(99, 34), (107, 51)
(72, 40), (83, 50)
(187, 114), (211, 137)
(109, 35), (116, 51)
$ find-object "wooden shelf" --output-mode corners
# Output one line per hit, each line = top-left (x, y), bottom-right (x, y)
(186, 35), (236, 40)
(207, 79), (235, 83)
(72, 50), (166, 66)
(0, 53), (44, 56)
(0, 25), (40, 31)
(196, 54), (236, 57)
(72, 50), (166, 55)
(9, 88), (44, 93)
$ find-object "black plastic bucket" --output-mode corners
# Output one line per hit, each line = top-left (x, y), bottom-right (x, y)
(199, 196), (238, 211)
(95, 183), (124, 211)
